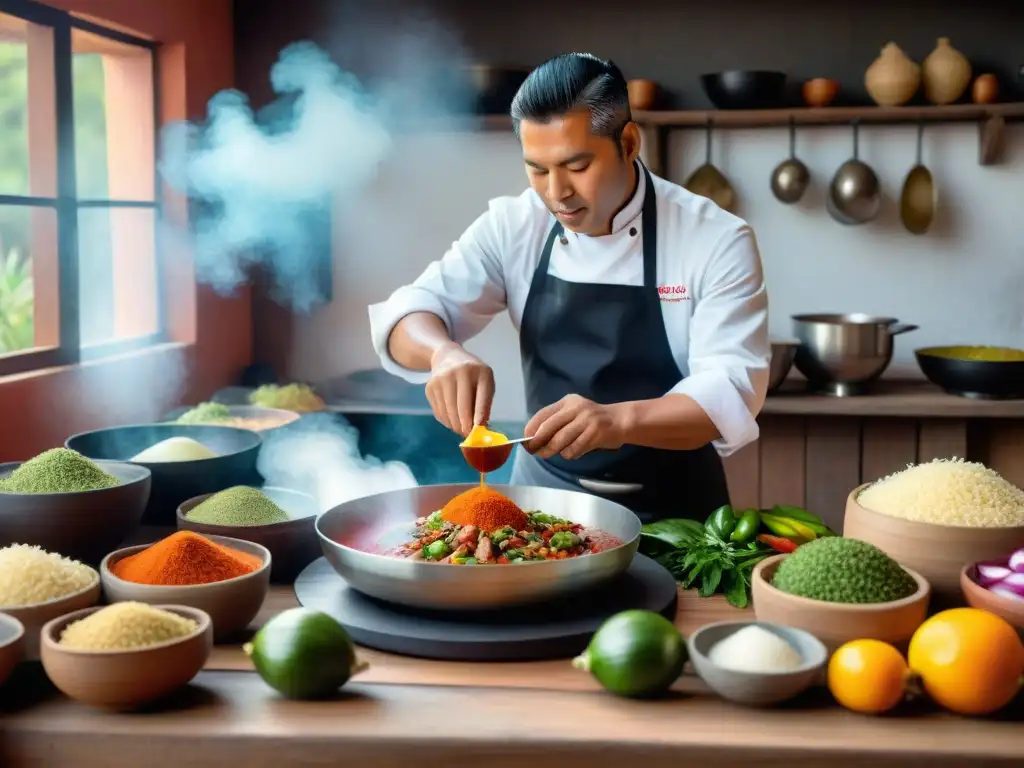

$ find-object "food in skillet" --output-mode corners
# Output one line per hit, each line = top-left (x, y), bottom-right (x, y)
(381, 486), (623, 564)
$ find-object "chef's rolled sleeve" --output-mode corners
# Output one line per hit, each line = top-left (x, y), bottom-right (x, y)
(668, 226), (770, 457)
(368, 205), (509, 383)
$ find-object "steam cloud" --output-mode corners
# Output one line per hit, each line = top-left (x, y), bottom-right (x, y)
(257, 413), (417, 511)
(158, 41), (393, 312)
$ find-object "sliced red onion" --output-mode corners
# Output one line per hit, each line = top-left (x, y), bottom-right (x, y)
(1001, 572), (1024, 591)
(976, 563), (1013, 586)
(988, 584), (1024, 602)
(1008, 548), (1024, 574)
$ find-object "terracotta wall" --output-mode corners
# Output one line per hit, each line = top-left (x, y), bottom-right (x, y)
(0, 0), (250, 459)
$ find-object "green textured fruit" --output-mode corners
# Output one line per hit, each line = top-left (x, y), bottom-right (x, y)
(772, 537), (917, 604)
(572, 610), (686, 698)
(244, 608), (368, 699)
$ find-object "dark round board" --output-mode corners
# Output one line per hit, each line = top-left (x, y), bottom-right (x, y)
(293, 554), (678, 662)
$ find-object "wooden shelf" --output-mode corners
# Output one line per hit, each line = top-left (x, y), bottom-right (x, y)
(467, 103), (1024, 131)
(763, 379), (1024, 418)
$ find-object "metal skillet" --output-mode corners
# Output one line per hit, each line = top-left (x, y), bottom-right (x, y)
(315, 483), (642, 611)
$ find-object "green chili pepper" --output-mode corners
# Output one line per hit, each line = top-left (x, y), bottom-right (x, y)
(549, 531), (582, 551)
(705, 505), (737, 541)
(423, 539), (450, 560)
(490, 526), (516, 545)
(730, 509), (760, 544)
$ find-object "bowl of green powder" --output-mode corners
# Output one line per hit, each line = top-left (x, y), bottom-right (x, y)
(177, 486), (319, 583)
(0, 448), (152, 565)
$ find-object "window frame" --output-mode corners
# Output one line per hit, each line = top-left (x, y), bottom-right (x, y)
(0, 0), (163, 376)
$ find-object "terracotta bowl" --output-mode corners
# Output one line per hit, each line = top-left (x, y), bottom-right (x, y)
(99, 536), (271, 642)
(843, 483), (1024, 609)
(0, 576), (101, 661)
(176, 487), (319, 583)
(0, 460), (152, 565)
(0, 612), (25, 688)
(40, 604), (212, 709)
(751, 554), (931, 654)
(627, 78), (658, 110)
(802, 78), (840, 107)
(960, 565), (1024, 637)
(687, 620), (828, 707)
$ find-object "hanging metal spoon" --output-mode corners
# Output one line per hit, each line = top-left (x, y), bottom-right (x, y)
(770, 117), (810, 204)
(827, 120), (881, 225)
(899, 121), (936, 235)
(684, 119), (737, 213)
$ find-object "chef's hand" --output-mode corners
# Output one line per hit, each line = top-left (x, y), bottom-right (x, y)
(427, 342), (495, 437)
(525, 395), (627, 460)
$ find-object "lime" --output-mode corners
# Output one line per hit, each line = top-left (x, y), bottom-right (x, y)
(573, 609), (686, 698)
(243, 608), (368, 699)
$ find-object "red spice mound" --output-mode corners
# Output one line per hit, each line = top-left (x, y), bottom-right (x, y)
(111, 530), (262, 586)
(441, 486), (528, 532)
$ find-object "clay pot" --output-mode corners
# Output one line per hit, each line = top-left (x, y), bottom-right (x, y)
(922, 37), (972, 105)
(802, 78), (839, 107)
(627, 79), (658, 111)
(972, 73), (999, 104)
(864, 42), (920, 107)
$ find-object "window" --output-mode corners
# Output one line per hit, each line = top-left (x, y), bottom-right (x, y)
(0, 0), (161, 376)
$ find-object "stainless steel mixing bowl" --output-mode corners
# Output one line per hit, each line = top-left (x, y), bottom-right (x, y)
(792, 313), (918, 396)
(315, 484), (642, 611)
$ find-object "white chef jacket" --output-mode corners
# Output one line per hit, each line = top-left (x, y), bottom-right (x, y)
(368, 167), (770, 458)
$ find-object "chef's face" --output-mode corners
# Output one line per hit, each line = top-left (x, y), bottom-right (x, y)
(520, 109), (641, 236)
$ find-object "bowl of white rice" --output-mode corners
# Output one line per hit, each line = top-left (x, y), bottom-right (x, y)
(0, 544), (101, 660)
(844, 458), (1024, 608)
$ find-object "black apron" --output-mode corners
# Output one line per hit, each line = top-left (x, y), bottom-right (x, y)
(516, 163), (730, 523)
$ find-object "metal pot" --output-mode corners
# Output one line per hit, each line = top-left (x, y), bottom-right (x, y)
(792, 313), (919, 396)
(768, 340), (799, 393)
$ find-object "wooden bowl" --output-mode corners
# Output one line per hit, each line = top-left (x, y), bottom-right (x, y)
(176, 487), (319, 583)
(0, 576), (101, 660)
(40, 605), (212, 709)
(960, 565), (1024, 636)
(627, 79), (658, 110)
(99, 536), (270, 642)
(0, 461), (152, 565)
(751, 554), (930, 654)
(843, 484), (1024, 609)
(802, 78), (840, 107)
(687, 620), (828, 707)
(0, 612), (25, 688)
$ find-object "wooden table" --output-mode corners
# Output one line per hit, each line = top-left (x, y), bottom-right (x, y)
(1, 586), (1021, 767)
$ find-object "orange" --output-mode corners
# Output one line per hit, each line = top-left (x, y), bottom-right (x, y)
(828, 639), (909, 714)
(908, 608), (1024, 716)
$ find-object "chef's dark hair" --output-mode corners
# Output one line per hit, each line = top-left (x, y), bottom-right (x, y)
(510, 53), (632, 145)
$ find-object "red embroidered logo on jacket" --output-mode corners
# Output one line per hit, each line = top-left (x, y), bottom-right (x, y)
(657, 284), (691, 302)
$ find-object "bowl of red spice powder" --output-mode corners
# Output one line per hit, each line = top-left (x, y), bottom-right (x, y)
(99, 531), (271, 642)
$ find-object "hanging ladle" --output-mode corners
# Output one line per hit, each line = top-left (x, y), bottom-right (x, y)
(827, 120), (881, 225)
(770, 117), (810, 204)
(684, 119), (737, 213)
(899, 121), (936, 235)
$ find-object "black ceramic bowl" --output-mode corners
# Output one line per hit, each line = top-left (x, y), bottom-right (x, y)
(916, 346), (1024, 400)
(0, 460), (151, 565)
(176, 486), (319, 584)
(65, 425), (263, 526)
(701, 70), (787, 110)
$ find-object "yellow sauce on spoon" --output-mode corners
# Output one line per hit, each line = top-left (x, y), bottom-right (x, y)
(460, 425), (510, 485)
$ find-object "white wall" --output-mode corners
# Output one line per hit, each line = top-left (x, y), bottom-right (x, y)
(287, 123), (1024, 421)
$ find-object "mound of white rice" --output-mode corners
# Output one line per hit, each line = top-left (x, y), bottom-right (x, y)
(858, 458), (1024, 527)
(0, 544), (98, 607)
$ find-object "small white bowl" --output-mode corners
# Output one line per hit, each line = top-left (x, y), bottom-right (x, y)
(687, 620), (828, 707)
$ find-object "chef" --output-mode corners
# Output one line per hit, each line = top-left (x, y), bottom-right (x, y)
(368, 52), (770, 522)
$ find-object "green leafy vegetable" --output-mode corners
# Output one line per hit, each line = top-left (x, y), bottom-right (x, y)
(639, 505), (833, 609)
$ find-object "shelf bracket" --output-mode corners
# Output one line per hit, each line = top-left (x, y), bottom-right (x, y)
(978, 114), (1005, 166)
